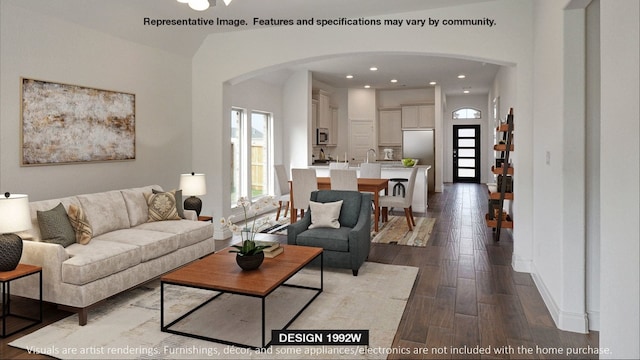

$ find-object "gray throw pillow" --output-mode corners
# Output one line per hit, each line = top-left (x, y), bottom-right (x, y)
(153, 189), (185, 218)
(37, 202), (76, 247)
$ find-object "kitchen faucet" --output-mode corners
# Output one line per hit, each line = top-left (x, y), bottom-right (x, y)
(366, 149), (377, 163)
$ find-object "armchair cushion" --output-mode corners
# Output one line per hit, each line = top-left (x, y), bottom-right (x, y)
(295, 226), (351, 252)
(308, 200), (343, 229)
(310, 190), (362, 228)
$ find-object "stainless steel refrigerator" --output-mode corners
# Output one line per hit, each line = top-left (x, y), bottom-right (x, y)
(403, 129), (435, 192)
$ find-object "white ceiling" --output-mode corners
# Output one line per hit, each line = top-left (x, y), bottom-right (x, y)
(11, 0), (500, 95)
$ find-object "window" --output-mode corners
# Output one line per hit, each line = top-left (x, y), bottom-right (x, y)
(231, 108), (273, 208)
(453, 108), (481, 120)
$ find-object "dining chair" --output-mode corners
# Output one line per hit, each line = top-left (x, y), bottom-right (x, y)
(359, 162), (382, 179)
(330, 169), (358, 191)
(273, 164), (290, 221)
(291, 168), (318, 219)
(329, 162), (349, 170)
(380, 166), (419, 230)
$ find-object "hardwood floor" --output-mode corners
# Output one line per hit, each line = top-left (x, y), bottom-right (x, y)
(369, 183), (599, 359)
(1, 183), (599, 359)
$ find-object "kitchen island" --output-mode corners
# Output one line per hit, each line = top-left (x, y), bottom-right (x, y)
(309, 164), (431, 213)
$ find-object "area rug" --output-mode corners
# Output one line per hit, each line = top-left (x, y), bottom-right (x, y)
(10, 262), (418, 360)
(372, 216), (436, 246)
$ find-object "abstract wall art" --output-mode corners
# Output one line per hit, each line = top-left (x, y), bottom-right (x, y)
(21, 78), (135, 165)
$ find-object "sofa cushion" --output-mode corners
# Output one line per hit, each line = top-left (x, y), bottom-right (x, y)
(92, 229), (179, 262)
(121, 185), (163, 227)
(135, 220), (213, 248)
(295, 227), (352, 252)
(153, 189), (185, 218)
(62, 240), (141, 285)
(37, 203), (77, 247)
(67, 204), (93, 245)
(28, 197), (81, 241)
(144, 191), (181, 222)
(311, 190), (362, 228)
(77, 191), (130, 237)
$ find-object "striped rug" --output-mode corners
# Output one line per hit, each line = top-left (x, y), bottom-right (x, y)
(372, 216), (436, 247)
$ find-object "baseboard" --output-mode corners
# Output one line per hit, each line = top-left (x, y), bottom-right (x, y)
(531, 263), (590, 334)
(511, 252), (533, 273)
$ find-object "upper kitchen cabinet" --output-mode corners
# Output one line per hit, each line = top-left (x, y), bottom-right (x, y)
(313, 89), (337, 146)
(402, 104), (435, 129)
(378, 108), (402, 146)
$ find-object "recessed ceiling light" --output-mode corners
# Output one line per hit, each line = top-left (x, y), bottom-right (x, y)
(369, 67), (378, 71)
(429, 81), (437, 85)
(457, 74), (466, 79)
(390, 79), (398, 83)
(364, 85), (371, 89)
(346, 75), (354, 79)
(463, 90), (470, 94)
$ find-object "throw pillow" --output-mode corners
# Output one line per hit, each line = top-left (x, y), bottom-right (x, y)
(37, 203), (77, 247)
(144, 191), (181, 222)
(153, 189), (185, 218)
(67, 204), (93, 245)
(308, 200), (343, 229)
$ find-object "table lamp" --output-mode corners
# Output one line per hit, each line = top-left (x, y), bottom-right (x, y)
(179, 173), (206, 216)
(0, 192), (31, 272)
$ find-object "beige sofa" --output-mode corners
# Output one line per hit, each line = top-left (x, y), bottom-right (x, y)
(12, 185), (215, 325)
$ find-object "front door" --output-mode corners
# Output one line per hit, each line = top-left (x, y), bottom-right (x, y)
(453, 125), (481, 183)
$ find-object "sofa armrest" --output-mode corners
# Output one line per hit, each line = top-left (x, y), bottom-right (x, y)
(15, 241), (69, 300)
(287, 211), (312, 245)
(348, 193), (372, 265)
(183, 209), (197, 221)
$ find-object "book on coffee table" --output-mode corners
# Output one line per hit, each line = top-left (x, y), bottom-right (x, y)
(264, 246), (284, 258)
(255, 241), (280, 252)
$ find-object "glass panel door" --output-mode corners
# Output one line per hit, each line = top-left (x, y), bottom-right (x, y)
(453, 125), (481, 183)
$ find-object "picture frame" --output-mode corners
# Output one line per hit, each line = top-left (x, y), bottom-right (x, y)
(20, 78), (135, 166)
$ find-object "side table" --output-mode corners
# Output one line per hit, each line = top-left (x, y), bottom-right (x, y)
(198, 215), (213, 222)
(0, 264), (42, 338)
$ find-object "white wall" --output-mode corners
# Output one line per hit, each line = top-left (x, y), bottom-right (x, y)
(0, 2), (192, 200)
(599, 0), (640, 357)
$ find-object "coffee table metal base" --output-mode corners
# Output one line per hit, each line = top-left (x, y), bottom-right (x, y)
(160, 252), (323, 349)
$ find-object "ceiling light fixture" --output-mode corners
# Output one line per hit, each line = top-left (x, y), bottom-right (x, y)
(429, 81), (437, 85)
(369, 67), (378, 71)
(390, 79), (398, 83)
(463, 90), (470, 94)
(346, 75), (354, 79)
(457, 74), (466, 79)
(364, 85), (371, 89)
(178, 0), (233, 11)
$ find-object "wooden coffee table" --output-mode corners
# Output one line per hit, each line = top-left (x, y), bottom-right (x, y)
(160, 242), (323, 349)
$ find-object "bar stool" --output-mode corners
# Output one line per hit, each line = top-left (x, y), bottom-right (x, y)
(390, 178), (408, 197)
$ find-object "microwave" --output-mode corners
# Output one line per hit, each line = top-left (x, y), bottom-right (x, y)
(317, 128), (329, 145)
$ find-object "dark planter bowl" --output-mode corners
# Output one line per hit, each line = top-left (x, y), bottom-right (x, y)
(236, 252), (264, 271)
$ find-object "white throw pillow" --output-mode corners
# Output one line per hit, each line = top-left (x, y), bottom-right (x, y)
(308, 200), (343, 229)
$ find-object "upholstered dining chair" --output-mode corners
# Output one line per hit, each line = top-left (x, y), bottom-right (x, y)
(291, 168), (318, 219)
(273, 164), (290, 221)
(330, 169), (358, 191)
(359, 162), (382, 179)
(379, 166), (419, 231)
(329, 162), (349, 170)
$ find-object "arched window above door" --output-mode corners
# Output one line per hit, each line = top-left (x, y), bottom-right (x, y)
(453, 108), (481, 120)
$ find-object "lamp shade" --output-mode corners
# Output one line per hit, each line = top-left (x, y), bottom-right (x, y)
(0, 193), (31, 233)
(179, 173), (207, 196)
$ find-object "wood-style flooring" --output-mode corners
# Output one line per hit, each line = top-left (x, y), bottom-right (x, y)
(0, 183), (599, 359)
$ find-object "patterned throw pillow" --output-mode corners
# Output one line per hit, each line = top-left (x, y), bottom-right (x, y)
(144, 191), (181, 222)
(67, 204), (93, 245)
(152, 189), (185, 218)
(37, 203), (77, 247)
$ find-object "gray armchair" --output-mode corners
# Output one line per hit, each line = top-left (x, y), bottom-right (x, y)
(287, 190), (372, 276)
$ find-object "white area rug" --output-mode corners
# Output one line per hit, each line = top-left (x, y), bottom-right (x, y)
(10, 262), (418, 359)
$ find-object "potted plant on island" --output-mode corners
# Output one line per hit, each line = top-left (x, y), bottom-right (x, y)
(220, 196), (278, 271)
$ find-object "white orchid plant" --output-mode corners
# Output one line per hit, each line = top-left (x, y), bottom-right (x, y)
(220, 196), (278, 256)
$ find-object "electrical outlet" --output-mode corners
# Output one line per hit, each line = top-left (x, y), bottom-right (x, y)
(545, 151), (551, 165)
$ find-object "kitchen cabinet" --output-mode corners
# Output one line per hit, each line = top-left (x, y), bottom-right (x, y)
(313, 90), (337, 146)
(401, 104), (435, 128)
(328, 106), (338, 146)
(378, 109), (402, 146)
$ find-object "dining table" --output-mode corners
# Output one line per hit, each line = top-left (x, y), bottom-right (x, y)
(289, 177), (389, 232)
